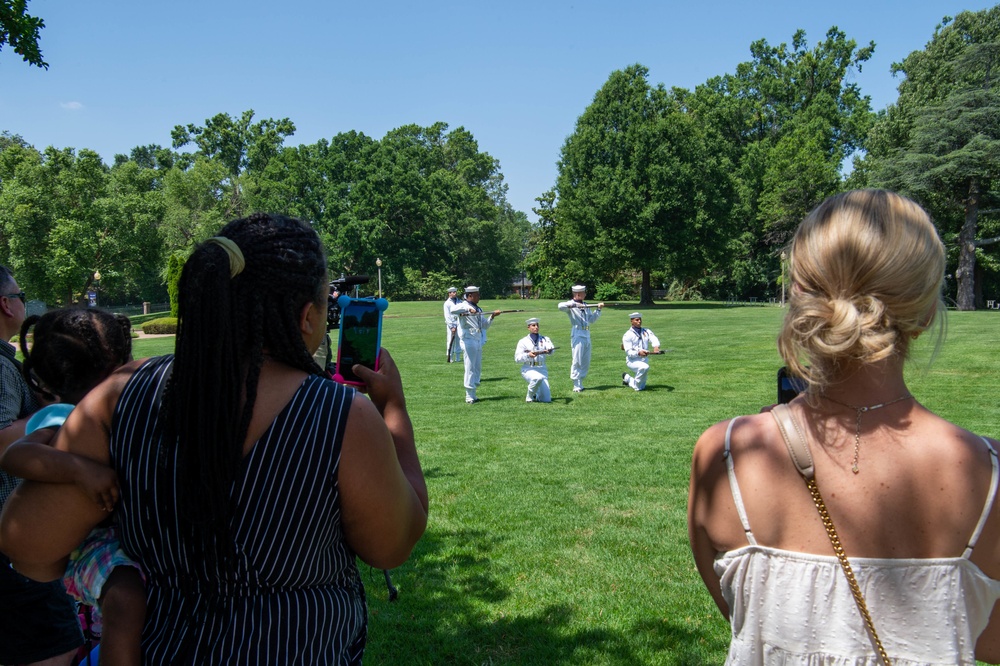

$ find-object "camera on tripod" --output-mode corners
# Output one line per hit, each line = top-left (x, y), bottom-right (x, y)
(327, 274), (370, 330)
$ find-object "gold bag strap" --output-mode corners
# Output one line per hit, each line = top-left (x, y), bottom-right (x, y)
(771, 404), (892, 666)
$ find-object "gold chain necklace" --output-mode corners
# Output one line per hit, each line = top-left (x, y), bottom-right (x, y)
(819, 393), (914, 474)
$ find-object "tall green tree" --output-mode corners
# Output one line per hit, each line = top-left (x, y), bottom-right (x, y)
(160, 156), (228, 254)
(554, 64), (733, 304)
(867, 8), (1000, 309)
(0, 144), (165, 304)
(0, 0), (46, 68)
(171, 110), (295, 218)
(687, 28), (874, 297)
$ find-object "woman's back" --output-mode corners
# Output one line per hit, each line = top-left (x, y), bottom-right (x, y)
(111, 356), (366, 664)
(716, 404), (1000, 562)
(706, 406), (1000, 664)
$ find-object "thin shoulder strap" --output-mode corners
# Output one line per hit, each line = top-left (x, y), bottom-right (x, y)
(963, 438), (999, 559)
(723, 418), (757, 546)
(771, 403), (815, 480)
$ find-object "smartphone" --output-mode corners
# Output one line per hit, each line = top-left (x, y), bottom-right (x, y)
(777, 366), (807, 404)
(332, 296), (389, 387)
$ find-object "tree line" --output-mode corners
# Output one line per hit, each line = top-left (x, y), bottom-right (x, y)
(2, 5), (997, 308)
(535, 6), (1000, 309)
(0, 116), (528, 304)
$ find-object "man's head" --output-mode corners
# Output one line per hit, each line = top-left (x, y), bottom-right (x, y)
(465, 286), (480, 304)
(447, 287), (458, 298)
(571, 284), (586, 302)
(629, 312), (642, 328)
(526, 317), (539, 334)
(0, 265), (26, 342)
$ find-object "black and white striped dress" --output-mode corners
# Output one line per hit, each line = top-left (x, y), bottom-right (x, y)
(110, 356), (366, 664)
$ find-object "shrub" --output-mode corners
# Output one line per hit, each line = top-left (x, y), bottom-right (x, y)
(142, 317), (178, 335)
(595, 281), (630, 301)
(166, 252), (185, 318)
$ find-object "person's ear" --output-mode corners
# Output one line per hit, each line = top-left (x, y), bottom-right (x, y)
(0, 296), (15, 318)
(299, 300), (317, 336)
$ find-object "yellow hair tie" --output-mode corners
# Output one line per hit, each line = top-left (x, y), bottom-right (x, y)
(206, 237), (245, 278)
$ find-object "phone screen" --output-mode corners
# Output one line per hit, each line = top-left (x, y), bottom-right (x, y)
(777, 366), (807, 404)
(333, 296), (388, 386)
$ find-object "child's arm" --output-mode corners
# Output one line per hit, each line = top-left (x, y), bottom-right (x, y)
(0, 430), (119, 512)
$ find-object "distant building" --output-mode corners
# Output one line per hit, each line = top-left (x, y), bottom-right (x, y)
(512, 277), (533, 299)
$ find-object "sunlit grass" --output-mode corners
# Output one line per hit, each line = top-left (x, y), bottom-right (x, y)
(134, 302), (1000, 665)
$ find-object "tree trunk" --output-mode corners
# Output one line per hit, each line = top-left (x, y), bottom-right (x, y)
(956, 179), (980, 311)
(639, 268), (654, 305)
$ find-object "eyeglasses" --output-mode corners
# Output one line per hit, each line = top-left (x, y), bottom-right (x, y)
(3, 291), (26, 304)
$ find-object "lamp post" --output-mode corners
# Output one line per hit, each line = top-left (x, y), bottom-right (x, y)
(93, 271), (101, 307)
(376, 258), (382, 298)
(780, 251), (786, 307)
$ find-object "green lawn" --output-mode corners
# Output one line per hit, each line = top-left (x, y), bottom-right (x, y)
(133, 301), (1000, 665)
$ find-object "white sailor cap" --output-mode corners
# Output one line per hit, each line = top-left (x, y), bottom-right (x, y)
(571, 284), (586, 293)
(447, 286), (458, 293)
(465, 285), (480, 294)
(525, 317), (539, 326)
(629, 312), (642, 319)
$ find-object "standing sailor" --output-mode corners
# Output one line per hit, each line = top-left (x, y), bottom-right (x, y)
(557, 285), (603, 392)
(514, 318), (555, 403)
(621, 312), (660, 391)
(452, 286), (502, 403)
(443, 286), (461, 362)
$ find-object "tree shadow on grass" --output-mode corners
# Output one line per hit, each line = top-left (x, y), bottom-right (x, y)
(365, 527), (642, 665)
(629, 617), (729, 665)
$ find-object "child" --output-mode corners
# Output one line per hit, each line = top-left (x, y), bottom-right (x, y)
(0, 308), (145, 665)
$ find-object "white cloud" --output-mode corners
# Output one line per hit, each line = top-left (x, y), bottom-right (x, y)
(60, 101), (84, 110)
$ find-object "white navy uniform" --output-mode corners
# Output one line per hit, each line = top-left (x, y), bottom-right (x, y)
(557, 299), (602, 391)
(515, 333), (554, 403)
(443, 295), (461, 362)
(452, 301), (494, 402)
(622, 326), (660, 391)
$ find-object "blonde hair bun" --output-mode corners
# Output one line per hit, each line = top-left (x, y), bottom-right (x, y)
(778, 190), (945, 392)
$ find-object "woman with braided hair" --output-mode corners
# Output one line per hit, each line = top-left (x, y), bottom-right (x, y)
(0, 213), (428, 664)
(688, 190), (1000, 664)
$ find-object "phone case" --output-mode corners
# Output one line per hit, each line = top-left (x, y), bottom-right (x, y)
(777, 366), (807, 404)
(332, 296), (389, 387)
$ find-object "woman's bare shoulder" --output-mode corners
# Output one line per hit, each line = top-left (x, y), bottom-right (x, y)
(693, 412), (786, 471)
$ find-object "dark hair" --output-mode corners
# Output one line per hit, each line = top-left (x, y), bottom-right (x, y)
(19, 308), (132, 404)
(0, 265), (14, 293)
(163, 212), (327, 573)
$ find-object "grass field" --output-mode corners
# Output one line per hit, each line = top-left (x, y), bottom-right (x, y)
(133, 301), (1000, 665)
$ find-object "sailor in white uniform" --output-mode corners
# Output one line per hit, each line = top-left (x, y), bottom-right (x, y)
(514, 318), (555, 403)
(451, 286), (502, 403)
(443, 286), (461, 362)
(557, 284), (603, 392)
(621, 312), (660, 391)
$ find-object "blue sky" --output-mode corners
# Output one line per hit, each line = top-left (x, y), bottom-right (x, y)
(1, 1), (994, 222)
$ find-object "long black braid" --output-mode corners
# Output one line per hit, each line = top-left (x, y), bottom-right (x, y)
(161, 213), (327, 579)
(19, 308), (133, 404)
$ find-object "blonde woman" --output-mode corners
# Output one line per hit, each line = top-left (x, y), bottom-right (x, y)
(688, 190), (1000, 664)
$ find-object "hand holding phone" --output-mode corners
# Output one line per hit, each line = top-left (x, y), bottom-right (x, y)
(332, 296), (389, 387)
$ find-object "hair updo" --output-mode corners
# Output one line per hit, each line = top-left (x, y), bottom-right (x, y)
(164, 212), (329, 575)
(19, 308), (132, 404)
(778, 189), (945, 394)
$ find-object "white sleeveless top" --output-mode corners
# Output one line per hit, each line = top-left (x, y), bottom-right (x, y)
(716, 418), (1000, 665)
